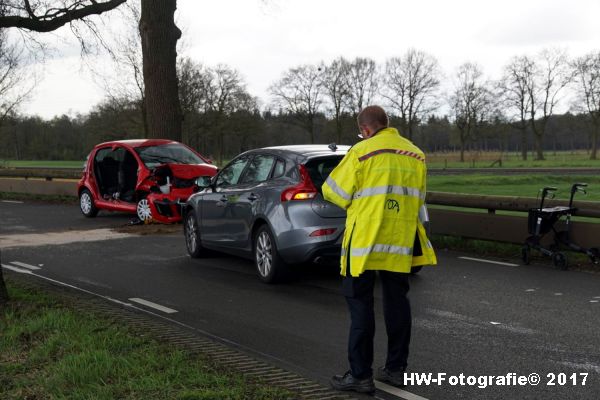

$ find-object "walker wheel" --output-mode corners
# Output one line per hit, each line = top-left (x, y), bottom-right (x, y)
(521, 245), (531, 265)
(590, 247), (600, 264)
(552, 252), (568, 270)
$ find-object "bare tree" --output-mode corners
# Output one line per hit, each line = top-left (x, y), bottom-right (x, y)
(345, 57), (378, 116)
(205, 64), (257, 165)
(177, 57), (210, 148)
(269, 64), (323, 144)
(320, 57), (350, 143)
(0, 29), (35, 161)
(572, 52), (600, 159)
(500, 55), (535, 160)
(382, 49), (440, 141)
(450, 62), (493, 162)
(527, 48), (573, 160)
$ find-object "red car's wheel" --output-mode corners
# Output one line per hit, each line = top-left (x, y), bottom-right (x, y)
(79, 189), (98, 218)
(136, 198), (152, 222)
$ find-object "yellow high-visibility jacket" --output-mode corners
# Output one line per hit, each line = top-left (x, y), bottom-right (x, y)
(323, 127), (437, 276)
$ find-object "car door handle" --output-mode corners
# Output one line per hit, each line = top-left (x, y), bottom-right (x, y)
(248, 193), (258, 201)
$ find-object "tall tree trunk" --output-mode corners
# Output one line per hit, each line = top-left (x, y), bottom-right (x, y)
(336, 116), (342, 144)
(0, 250), (9, 305)
(520, 122), (528, 161)
(139, 0), (182, 141)
(534, 133), (545, 160)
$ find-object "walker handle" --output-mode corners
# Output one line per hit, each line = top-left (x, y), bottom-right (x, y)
(572, 183), (588, 195)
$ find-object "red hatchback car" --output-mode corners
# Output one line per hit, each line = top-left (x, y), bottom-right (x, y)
(77, 139), (217, 223)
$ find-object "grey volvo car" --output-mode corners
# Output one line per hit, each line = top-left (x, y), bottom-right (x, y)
(182, 144), (349, 283)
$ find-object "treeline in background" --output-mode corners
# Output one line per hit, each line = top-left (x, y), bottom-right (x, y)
(1, 47), (600, 165)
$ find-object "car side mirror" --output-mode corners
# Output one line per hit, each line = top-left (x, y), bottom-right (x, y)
(195, 176), (213, 189)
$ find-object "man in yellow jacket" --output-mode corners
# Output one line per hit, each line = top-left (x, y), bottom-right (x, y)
(324, 105), (437, 394)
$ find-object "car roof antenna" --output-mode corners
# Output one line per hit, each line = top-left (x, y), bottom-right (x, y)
(328, 143), (337, 152)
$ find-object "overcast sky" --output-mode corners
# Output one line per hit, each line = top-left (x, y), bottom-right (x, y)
(20, 0), (600, 119)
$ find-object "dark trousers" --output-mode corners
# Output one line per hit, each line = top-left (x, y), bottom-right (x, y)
(342, 270), (411, 379)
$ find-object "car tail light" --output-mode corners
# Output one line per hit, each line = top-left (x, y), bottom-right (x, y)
(309, 228), (337, 237)
(281, 165), (318, 201)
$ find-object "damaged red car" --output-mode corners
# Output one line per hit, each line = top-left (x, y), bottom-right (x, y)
(77, 139), (217, 223)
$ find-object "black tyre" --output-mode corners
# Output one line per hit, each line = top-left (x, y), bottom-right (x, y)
(521, 245), (531, 265)
(253, 225), (288, 283)
(79, 189), (98, 217)
(410, 266), (423, 274)
(184, 210), (204, 258)
(552, 252), (568, 270)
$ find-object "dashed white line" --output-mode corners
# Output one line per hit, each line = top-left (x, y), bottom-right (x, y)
(10, 261), (41, 270)
(1, 263), (33, 274)
(591, 300), (599, 303)
(1, 200), (24, 204)
(375, 380), (429, 400)
(525, 289), (536, 292)
(490, 321), (501, 325)
(128, 298), (178, 314)
(554, 293), (563, 296)
(458, 256), (519, 267)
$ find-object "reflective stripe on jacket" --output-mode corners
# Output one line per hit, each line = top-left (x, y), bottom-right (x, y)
(323, 127), (437, 276)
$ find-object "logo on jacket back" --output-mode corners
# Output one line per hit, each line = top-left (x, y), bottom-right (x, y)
(386, 199), (400, 213)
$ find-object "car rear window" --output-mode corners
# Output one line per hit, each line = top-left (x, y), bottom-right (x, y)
(305, 156), (345, 194)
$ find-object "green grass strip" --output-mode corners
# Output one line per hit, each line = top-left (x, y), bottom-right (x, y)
(0, 284), (294, 400)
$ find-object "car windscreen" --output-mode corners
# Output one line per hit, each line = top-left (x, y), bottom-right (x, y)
(135, 144), (206, 168)
(305, 156), (345, 194)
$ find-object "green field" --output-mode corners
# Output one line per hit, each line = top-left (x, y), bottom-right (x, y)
(0, 160), (84, 168)
(427, 174), (600, 201)
(426, 150), (600, 168)
(0, 283), (293, 400)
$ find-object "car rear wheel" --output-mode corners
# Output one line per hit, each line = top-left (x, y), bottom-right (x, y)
(79, 189), (98, 217)
(137, 198), (152, 222)
(254, 225), (288, 284)
(184, 210), (205, 258)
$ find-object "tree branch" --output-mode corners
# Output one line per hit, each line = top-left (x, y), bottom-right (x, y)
(0, 0), (126, 32)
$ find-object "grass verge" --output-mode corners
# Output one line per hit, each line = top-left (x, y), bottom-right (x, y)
(0, 283), (294, 400)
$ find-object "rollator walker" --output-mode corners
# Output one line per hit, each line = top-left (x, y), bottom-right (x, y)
(522, 183), (599, 270)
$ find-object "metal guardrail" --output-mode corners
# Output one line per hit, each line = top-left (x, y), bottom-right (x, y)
(0, 168), (82, 180)
(426, 192), (600, 248)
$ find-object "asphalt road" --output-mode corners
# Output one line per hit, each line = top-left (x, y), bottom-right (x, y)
(2, 200), (599, 400)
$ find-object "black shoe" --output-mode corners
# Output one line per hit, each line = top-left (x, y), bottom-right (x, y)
(376, 366), (406, 388)
(330, 370), (375, 393)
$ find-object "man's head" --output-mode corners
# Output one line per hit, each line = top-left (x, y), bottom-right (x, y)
(357, 105), (389, 139)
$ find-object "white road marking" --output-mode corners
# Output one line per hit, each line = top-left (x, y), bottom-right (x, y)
(490, 321), (501, 325)
(554, 293), (563, 296)
(128, 298), (178, 314)
(458, 256), (519, 267)
(1, 200), (24, 204)
(594, 296), (600, 299)
(526, 289), (536, 292)
(375, 380), (429, 400)
(591, 300), (599, 303)
(10, 261), (41, 270)
(1, 263), (33, 274)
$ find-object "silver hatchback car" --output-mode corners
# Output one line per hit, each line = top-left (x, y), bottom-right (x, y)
(182, 144), (349, 283)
